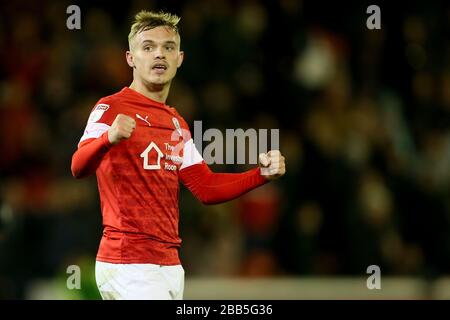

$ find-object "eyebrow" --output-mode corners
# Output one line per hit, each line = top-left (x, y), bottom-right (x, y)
(141, 40), (177, 46)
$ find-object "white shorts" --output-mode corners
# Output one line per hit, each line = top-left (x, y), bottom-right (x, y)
(95, 261), (185, 300)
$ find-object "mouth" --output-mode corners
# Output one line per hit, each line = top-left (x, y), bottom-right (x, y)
(151, 63), (168, 72)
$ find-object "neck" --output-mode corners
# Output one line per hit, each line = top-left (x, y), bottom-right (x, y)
(129, 79), (170, 103)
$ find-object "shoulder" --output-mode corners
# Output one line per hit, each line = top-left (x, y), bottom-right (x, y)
(167, 106), (190, 131)
(94, 89), (126, 109)
(87, 90), (124, 125)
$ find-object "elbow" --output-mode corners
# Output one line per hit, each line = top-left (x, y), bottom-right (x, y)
(71, 164), (84, 179)
(72, 171), (83, 180)
(198, 194), (223, 205)
(71, 156), (88, 179)
(71, 164), (92, 179)
(201, 198), (215, 205)
(191, 191), (214, 205)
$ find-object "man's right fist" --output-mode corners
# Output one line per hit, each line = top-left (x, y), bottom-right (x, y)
(108, 114), (136, 145)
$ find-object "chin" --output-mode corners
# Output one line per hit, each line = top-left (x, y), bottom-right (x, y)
(147, 77), (168, 86)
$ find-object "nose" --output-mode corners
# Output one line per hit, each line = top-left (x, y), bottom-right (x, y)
(154, 46), (165, 60)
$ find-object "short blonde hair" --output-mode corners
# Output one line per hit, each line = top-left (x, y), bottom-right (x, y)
(128, 10), (180, 46)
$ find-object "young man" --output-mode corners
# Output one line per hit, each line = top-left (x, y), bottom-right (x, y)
(71, 10), (286, 300)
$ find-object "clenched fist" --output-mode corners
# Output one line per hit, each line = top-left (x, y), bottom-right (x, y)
(108, 114), (136, 145)
(259, 150), (286, 180)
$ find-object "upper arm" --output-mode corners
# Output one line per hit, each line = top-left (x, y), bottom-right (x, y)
(180, 139), (204, 170)
(78, 100), (117, 147)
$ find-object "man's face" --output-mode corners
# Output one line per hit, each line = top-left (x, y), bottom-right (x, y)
(127, 26), (184, 86)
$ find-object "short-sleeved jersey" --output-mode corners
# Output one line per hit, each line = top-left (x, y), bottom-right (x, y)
(79, 87), (202, 265)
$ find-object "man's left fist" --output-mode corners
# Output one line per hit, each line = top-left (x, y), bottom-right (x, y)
(259, 150), (286, 180)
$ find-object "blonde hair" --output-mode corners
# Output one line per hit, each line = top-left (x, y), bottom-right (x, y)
(128, 10), (180, 47)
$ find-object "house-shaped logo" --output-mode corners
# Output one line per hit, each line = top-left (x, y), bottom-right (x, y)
(140, 141), (164, 170)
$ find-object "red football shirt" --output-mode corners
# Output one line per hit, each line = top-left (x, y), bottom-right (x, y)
(73, 87), (268, 265)
(80, 87), (196, 265)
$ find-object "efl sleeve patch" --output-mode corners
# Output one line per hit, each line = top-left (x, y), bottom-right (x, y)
(88, 103), (110, 123)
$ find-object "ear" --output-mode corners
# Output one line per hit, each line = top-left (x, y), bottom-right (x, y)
(177, 51), (184, 68)
(126, 51), (135, 68)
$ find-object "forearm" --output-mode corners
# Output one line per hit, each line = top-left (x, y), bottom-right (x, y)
(71, 132), (112, 179)
(179, 161), (269, 205)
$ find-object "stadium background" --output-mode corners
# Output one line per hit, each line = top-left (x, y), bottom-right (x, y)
(0, 0), (449, 299)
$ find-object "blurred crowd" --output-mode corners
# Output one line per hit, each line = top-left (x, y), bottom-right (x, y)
(0, 0), (449, 298)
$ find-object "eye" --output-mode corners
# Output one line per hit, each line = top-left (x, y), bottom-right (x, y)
(166, 46), (174, 51)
